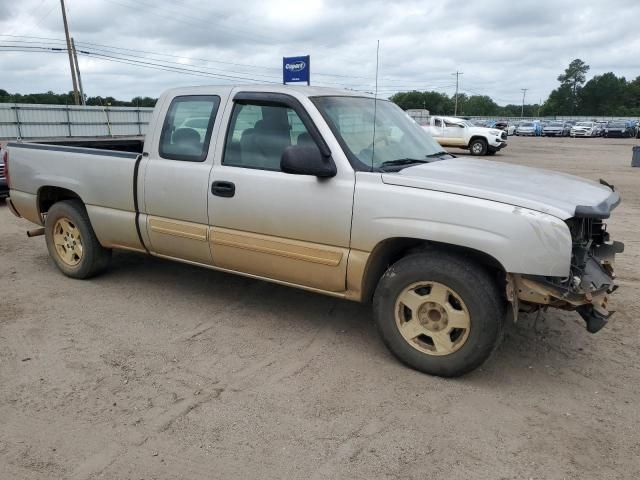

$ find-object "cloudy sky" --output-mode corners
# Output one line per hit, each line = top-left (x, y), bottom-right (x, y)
(0, 0), (638, 104)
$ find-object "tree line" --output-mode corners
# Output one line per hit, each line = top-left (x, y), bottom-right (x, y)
(0, 89), (157, 107)
(2, 58), (639, 116)
(390, 59), (640, 117)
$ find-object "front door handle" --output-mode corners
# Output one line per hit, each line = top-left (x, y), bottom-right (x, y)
(211, 181), (235, 198)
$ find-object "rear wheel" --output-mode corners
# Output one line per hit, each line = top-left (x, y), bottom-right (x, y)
(373, 252), (505, 377)
(45, 200), (111, 279)
(469, 138), (488, 156)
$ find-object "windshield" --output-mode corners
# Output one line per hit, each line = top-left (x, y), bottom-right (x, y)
(576, 122), (593, 127)
(312, 96), (446, 170)
(520, 122), (533, 127)
(549, 122), (563, 127)
(609, 122), (626, 127)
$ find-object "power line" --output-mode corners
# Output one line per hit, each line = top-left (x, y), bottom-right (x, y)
(102, 0), (279, 45)
(0, 34), (458, 88)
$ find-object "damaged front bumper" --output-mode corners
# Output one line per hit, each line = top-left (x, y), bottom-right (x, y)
(506, 223), (624, 333)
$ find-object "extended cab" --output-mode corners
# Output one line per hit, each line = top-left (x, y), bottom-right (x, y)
(4, 85), (623, 377)
(421, 115), (507, 155)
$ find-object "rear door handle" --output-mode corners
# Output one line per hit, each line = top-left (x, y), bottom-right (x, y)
(211, 181), (235, 198)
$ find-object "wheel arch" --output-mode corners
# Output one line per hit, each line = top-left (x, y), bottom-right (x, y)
(468, 135), (488, 147)
(37, 185), (84, 219)
(358, 236), (507, 304)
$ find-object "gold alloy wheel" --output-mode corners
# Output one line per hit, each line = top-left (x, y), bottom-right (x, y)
(395, 281), (471, 356)
(52, 217), (84, 266)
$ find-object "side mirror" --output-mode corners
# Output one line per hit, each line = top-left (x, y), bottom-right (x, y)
(281, 144), (336, 178)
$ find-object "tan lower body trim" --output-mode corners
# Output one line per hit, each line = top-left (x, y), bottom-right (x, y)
(146, 216), (212, 264)
(210, 227), (348, 292)
(345, 249), (369, 301)
(151, 252), (353, 300)
(211, 227), (343, 266)
(149, 217), (209, 241)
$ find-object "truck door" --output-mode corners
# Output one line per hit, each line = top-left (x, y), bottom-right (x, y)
(430, 117), (444, 138)
(207, 92), (354, 292)
(443, 119), (466, 146)
(140, 94), (224, 264)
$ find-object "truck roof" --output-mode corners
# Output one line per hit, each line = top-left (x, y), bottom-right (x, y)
(160, 84), (375, 99)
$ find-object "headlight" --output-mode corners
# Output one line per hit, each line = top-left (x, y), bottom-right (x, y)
(489, 130), (500, 135)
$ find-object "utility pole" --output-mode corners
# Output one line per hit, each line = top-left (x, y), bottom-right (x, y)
(70, 38), (85, 105)
(537, 98), (541, 117)
(520, 88), (528, 118)
(60, 0), (80, 105)
(452, 71), (463, 116)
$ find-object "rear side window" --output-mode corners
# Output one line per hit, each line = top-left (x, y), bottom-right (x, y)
(159, 95), (220, 162)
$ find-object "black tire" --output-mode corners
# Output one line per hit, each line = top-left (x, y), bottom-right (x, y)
(44, 200), (111, 279)
(373, 252), (505, 377)
(469, 138), (488, 156)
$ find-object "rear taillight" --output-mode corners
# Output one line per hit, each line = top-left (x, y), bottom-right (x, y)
(2, 150), (9, 187)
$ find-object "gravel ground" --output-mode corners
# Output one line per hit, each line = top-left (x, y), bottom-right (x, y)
(1, 136), (639, 479)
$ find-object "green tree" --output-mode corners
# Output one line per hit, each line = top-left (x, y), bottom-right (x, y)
(461, 95), (499, 116)
(541, 84), (574, 116)
(578, 73), (627, 115)
(389, 90), (453, 114)
(557, 58), (590, 114)
(623, 76), (640, 115)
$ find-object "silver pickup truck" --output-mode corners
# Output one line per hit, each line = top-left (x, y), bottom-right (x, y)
(4, 85), (623, 377)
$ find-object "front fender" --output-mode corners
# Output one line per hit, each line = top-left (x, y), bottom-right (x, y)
(352, 173), (572, 277)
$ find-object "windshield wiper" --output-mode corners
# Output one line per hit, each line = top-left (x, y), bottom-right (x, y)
(379, 158), (429, 171)
(425, 151), (450, 158)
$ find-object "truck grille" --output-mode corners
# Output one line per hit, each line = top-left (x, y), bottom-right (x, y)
(0, 163), (5, 179)
(501, 131), (507, 140)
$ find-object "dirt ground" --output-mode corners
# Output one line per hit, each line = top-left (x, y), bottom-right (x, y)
(1, 136), (639, 479)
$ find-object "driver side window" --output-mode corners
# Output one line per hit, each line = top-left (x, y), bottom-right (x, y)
(223, 102), (312, 171)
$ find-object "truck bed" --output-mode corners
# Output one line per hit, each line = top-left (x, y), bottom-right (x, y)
(7, 141), (145, 251)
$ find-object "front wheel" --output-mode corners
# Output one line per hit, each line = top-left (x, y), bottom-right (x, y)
(469, 138), (488, 156)
(373, 252), (505, 377)
(45, 200), (111, 279)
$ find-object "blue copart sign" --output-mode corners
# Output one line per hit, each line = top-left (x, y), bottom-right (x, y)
(283, 56), (310, 84)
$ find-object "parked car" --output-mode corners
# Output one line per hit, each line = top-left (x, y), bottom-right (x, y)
(493, 121), (511, 135)
(542, 121), (570, 137)
(472, 119), (494, 128)
(422, 116), (507, 155)
(515, 121), (542, 136)
(593, 122), (607, 137)
(4, 84), (623, 377)
(506, 123), (517, 135)
(570, 121), (597, 137)
(604, 120), (635, 138)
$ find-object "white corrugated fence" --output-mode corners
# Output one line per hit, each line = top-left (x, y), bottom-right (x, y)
(0, 103), (154, 139)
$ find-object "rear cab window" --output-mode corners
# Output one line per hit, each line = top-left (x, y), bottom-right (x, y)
(159, 95), (221, 162)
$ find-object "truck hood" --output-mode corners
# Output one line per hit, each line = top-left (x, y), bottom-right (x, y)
(468, 126), (499, 135)
(382, 158), (619, 220)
